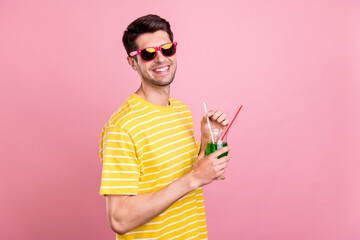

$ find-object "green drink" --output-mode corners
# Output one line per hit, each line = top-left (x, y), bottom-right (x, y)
(205, 142), (228, 158)
(205, 128), (228, 180)
(205, 141), (228, 180)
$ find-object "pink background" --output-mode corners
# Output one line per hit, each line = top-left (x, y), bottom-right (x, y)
(1, 0), (359, 239)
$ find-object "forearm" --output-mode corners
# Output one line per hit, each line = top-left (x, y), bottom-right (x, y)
(108, 126), (229, 235)
(108, 172), (197, 234)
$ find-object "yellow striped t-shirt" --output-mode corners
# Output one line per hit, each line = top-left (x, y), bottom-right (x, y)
(99, 94), (208, 240)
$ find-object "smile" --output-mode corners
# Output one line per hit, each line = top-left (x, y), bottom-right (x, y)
(153, 65), (170, 72)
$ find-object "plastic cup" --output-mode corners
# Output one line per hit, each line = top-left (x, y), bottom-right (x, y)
(205, 128), (228, 180)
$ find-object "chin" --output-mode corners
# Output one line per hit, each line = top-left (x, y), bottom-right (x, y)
(153, 78), (174, 87)
(146, 75), (175, 87)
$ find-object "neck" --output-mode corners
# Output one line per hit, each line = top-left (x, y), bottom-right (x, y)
(135, 82), (170, 106)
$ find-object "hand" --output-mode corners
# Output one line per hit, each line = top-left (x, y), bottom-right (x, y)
(201, 110), (229, 143)
(189, 146), (231, 188)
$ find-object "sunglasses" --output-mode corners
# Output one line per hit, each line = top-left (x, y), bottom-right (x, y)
(129, 42), (177, 62)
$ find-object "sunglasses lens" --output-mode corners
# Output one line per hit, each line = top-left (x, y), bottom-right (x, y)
(140, 48), (156, 61)
(161, 43), (176, 57)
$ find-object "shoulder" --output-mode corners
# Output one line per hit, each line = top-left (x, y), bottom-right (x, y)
(170, 97), (190, 111)
(107, 94), (146, 129)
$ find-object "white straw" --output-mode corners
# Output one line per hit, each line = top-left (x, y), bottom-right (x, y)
(203, 102), (215, 144)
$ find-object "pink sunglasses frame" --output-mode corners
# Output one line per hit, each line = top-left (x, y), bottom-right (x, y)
(129, 42), (177, 62)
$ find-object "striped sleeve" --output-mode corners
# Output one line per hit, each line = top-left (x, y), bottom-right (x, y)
(99, 125), (140, 195)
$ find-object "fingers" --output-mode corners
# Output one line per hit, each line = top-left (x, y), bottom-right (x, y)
(217, 169), (225, 178)
(206, 110), (229, 126)
(202, 113), (209, 120)
(222, 119), (229, 126)
(207, 110), (221, 120)
(216, 154), (229, 165)
(217, 113), (227, 123)
(217, 155), (230, 165)
(210, 146), (230, 159)
(211, 111), (223, 121)
(216, 162), (228, 172)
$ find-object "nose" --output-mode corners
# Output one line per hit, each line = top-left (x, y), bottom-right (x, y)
(153, 49), (166, 63)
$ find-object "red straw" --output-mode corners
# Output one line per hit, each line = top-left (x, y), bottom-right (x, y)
(220, 105), (243, 141)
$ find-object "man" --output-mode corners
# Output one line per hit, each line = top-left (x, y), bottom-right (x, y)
(99, 14), (231, 239)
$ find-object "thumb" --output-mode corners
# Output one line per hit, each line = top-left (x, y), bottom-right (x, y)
(198, 148), (206, 159)
(201, 113), (208, 123)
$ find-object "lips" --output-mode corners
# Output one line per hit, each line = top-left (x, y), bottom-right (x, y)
(152, 65), (170, 74)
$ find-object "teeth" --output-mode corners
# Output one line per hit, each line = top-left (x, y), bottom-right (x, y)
(154, 66), (169, 72)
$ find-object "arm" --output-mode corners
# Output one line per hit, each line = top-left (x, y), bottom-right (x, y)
(106, 110), (230, 235)
(106, 146), (230, 235)
(106, 174), (193, 235)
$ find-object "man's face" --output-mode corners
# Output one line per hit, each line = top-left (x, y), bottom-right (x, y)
(129, 30), (177, 87)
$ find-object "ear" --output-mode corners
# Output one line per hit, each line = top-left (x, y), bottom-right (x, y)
(127, 56), (138, 71)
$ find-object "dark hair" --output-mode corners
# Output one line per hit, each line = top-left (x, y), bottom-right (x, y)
(122, 14), (174, 56)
